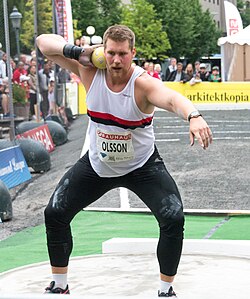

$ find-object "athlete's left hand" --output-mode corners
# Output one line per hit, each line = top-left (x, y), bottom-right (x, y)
(189, 117), (213, 149)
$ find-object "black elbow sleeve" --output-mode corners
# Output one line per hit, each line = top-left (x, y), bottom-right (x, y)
(63, 44), (85, 61)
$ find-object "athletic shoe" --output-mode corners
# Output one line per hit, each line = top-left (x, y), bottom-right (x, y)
(44, 281), (70, 294)
(158, 286), (177, 297)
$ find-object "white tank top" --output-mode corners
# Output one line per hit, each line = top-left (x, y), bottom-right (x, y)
(86, 65), (155, 177)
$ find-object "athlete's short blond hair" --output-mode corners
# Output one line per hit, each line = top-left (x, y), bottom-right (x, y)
(103, 25), (135, 50)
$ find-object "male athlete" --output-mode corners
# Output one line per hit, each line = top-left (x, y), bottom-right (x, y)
(37, 25), (212, 297)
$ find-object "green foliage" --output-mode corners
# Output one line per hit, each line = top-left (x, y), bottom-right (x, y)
(237, 0), (250, 28)
(71, 0), (122, 41)
(121, 0), (170, 62)
(73, 19), (82, 40)
(147, 0), (221, 62)
(12, 83), (27, 104)
(20, 0), (53, 53)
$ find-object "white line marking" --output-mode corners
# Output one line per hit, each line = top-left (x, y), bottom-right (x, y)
(155, 131), (250, 135)
(213, 137), (250, 140)
(155, 139), (180, 142)
(210, 120), (250, 123)
(155, 132), (187, 135)
(213, 131), (250, 134)
(120, 187), (130, 209)
(155, 125), (219, 129)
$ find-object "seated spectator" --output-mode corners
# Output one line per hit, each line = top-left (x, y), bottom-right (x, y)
(147, 62), (160, 79)
(0, 79), (10, 117)
(199, 63), (210, 81)
(168, 62), (187, 82)
(209, 66), (221, 82)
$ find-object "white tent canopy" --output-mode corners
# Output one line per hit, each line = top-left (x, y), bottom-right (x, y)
(218, 25), (250, 81)
(218, 25), (250, 46)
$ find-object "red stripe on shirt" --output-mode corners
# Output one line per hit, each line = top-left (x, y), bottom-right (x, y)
(87, 109), (153, 127)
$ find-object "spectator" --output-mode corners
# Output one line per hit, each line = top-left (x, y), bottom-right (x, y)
(189, 72), (202, 86)
(48, 77), (56, 115)
(19, 74), (30, 102)
(184, 63), (194, 82)
(143, 61), (150, 72)
(0, 78), (10, 117)
(29, 57), (37, 68)
(0, 53), (8, 79)
(80, 36), (89, 47)
(38, 60), (54, 118)
(154, 64), (164, 81)
(74, 38), (81, 46)
(168, 62), (187, 82)
(12, 62), (28, 84)
(165, 57), (177, 81)
(28, 65), (38, 120)
(194, 61), (200, 75)
(199, 63), (210, 81)
(208, 66), (221, 82)
(147, 62), (160, 79)
(20, 54), (30, 71)
(10, 58), (16, 72)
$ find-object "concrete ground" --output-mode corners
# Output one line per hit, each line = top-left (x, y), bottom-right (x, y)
(0, 238), (250, 299)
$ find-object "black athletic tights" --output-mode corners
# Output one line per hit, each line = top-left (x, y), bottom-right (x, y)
(44, 146), (185, 276)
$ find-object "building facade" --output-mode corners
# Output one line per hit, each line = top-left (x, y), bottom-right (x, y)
(200, 0), (237, 34)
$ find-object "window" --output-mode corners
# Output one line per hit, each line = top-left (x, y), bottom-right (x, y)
(217, 0), (219, 5)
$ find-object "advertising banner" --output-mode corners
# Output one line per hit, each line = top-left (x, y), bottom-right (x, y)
(224, 1), (243, 36)
(0, 146), (31, 189)
(165, 82), (250, 104)
(66, 82), (78, 115)
(16, 124), (55, 153)
(54, 0), (74, 43)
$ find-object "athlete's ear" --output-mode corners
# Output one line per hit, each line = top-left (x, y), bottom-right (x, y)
(132, 47), (136, 58)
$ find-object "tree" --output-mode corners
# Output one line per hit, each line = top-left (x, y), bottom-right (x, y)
(0, 0), (26, 56)
(121, 0), (171, 62)
(147, 0), (221, 62)
(238, 0), (250, 28)
(71, 0), (122, 41)
(20, 0), (52, 54)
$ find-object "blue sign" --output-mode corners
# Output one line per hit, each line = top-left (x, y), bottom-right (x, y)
(0, 145), (31, 189)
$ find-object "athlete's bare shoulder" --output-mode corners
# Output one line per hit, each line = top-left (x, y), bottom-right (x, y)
(134, 72), (160, 114)
(78, 65), (97, 92)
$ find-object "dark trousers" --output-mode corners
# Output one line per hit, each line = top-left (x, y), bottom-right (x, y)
(44, 146), (184, 276)
(29, 93), (37, 116)
(40, 90), (49, 118)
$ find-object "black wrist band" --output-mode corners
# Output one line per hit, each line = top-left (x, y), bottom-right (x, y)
(63, 44), (85, 60)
